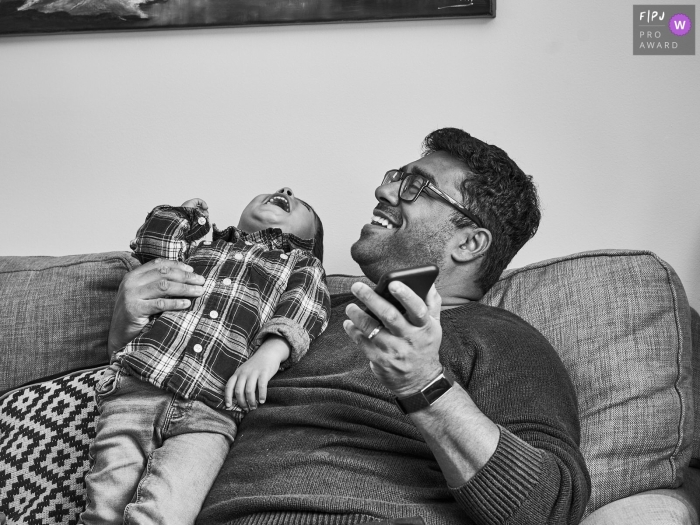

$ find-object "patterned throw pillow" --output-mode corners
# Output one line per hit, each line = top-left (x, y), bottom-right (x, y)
(0, 367), (104, 525)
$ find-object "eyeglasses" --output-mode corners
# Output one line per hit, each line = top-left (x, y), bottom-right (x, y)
(382, 169), (485, 229)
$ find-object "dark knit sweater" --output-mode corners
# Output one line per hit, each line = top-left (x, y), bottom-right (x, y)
(199, 295), (590, 525)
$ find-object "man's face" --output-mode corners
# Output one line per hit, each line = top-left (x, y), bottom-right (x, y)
(238, 187), (317, 240)
(351, 151), (470, 283)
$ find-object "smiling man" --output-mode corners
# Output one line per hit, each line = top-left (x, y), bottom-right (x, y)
(107, 128), (591, 525)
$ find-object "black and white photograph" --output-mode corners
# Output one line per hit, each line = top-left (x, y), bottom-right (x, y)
(0, 0), (494, 36)
(1, 2), (699, 525)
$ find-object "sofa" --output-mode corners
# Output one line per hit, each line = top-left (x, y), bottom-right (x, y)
(1, 248), (699, 525)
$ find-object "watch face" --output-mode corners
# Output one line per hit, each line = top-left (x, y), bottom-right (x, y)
(423, 376), (453, 405)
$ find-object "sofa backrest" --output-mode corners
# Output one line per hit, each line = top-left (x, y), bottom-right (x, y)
(482, 249), (696, 516)
(0, 252), (139, 392)
(693, 309), (700, 464)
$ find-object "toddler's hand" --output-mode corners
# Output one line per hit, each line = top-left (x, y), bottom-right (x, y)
(180, 198), (209, 219)
(224, 351), (280, 412)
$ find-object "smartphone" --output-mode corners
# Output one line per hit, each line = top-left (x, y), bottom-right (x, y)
(365, 264), (439, 322)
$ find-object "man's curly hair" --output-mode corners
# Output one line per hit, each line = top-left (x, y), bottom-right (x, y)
(423, 128), (541, 294)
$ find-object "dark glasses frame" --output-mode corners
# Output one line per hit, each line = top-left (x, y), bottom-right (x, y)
(382, 169), (485, 229)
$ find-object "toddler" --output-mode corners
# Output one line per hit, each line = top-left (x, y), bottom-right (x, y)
(80, 188), (330, 525)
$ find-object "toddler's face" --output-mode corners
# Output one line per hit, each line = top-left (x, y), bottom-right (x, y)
(237, 187), (317, 240)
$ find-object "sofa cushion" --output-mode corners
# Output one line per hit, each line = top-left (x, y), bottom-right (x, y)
(692, 308), (700, 461)
(327, 273), (373, 296)
(480, 249), (695, 516)
(0, 366), (104, 524)
(0, 252), (139, 393)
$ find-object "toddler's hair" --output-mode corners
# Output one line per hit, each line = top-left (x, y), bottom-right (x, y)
(310, 208), (324, 263)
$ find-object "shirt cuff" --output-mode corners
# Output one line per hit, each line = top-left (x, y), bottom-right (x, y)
(254, 317), (310, 369)
(449, 426), (543, 525)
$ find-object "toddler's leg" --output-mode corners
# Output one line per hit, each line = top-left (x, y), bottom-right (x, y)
(80, 367), (173, 525)
(123, 399), (237, 525)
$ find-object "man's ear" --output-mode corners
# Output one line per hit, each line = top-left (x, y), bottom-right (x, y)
(451, 229), (492, 263)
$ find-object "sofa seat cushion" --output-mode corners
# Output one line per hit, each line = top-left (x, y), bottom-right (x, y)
(0, 366), (104, 524)
(480, 249), (695, 516)
(0, 252), (139, 393)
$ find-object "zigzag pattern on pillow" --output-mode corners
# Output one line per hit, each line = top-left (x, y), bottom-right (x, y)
(0, 367), (104, 525)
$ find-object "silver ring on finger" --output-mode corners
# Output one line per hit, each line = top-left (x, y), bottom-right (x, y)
(367, 325), (383, 340)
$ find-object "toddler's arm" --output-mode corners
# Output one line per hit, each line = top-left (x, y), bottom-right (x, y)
(224, 335), (290, 411)
(130, 199), (210, 264)
(252, 255), (331, 368)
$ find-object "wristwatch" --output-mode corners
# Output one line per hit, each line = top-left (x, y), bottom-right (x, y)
(394, 368), (455, 415)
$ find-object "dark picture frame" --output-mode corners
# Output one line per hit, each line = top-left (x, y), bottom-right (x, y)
(0, 0), (495, 37)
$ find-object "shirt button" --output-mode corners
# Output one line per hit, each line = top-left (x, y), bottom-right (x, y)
(193, 344), (203, 353)
(234, 253), (244, 261)
(210, 310), (219, 319)
(280, 253), (289, 260)
(222, 278), (232, 286)
(203, 240), (212, 246)
(197, 217), (206, 225)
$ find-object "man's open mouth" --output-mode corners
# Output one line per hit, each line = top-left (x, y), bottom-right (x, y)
(370, 211), (399, 229)
(265, 195), (290, 213)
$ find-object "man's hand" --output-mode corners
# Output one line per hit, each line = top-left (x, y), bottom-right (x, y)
(181, 198), (209, 219)
(224, 336), (291, 411)
(345, 282), (502, 486)
(343, 281), (443, 396)
(107, 258), (206, 357)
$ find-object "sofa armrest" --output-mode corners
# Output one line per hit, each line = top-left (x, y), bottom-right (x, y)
(581, 494), (696, 525)
(581, 467), (700, 525)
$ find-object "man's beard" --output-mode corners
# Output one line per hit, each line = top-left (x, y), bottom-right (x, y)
(350, 221), (453, 284)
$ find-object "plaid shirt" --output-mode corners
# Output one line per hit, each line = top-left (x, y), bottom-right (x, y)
(115, 205), (330, 412)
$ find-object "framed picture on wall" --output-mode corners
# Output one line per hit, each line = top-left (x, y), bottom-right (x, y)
(0, 0), (495, 37)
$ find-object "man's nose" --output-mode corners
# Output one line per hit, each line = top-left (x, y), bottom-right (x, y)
(375, 181), (400, 207)
(277, 187), (294, 197)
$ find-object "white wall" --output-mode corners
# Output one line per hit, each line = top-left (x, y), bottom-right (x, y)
(2, 1), (699, 309)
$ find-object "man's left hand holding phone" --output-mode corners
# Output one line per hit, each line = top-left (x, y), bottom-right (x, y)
(342, 265), (445, 398)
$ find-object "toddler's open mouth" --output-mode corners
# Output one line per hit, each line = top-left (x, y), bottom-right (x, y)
(265, 195), (290, 213)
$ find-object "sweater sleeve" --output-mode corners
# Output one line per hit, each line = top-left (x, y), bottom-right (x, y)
(442, 306), (591, 525)
(130, 205), (210, 264)
(253, 254), (331, 368)
(449, 425), (589, 525)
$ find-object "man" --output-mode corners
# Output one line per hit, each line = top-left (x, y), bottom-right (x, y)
(108, 128), (590, 525)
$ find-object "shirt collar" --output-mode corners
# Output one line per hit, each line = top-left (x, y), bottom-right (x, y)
(212, 224), (315, 253)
